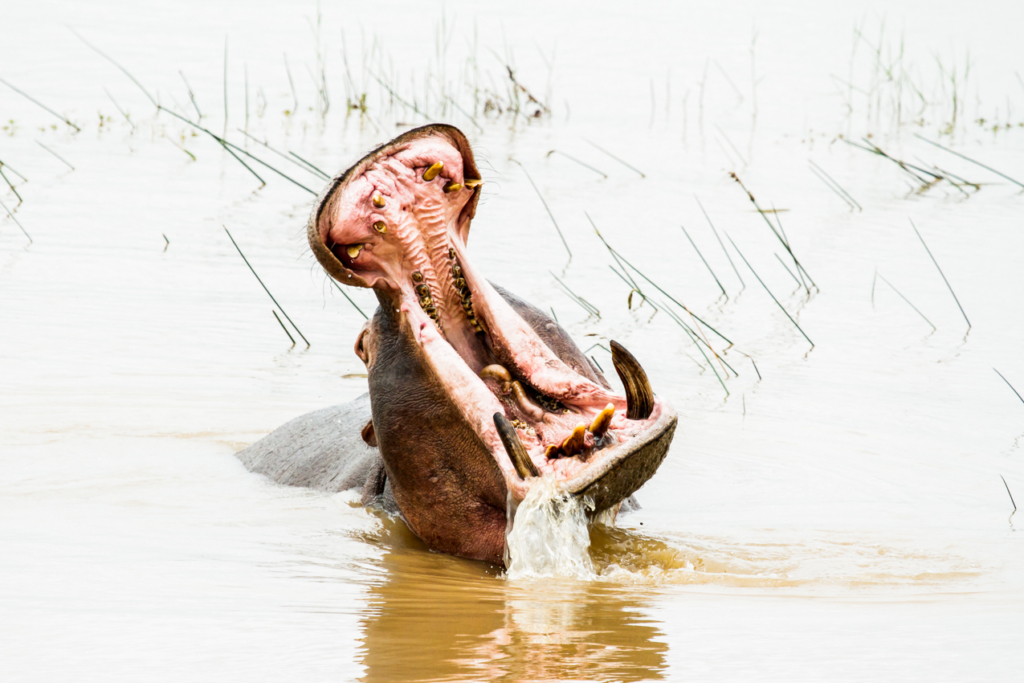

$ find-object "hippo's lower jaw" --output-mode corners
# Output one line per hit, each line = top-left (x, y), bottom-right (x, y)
(309, 124), (676, 560)
(549, 397), (677, 512)
(476, 335), (678, 510)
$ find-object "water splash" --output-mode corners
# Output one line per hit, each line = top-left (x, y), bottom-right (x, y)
(504, 477), (596, 580)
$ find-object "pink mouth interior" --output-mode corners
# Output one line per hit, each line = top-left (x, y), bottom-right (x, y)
(317, 132), (666, 499)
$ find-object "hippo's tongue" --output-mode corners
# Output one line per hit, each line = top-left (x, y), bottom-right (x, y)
(309, 124), (670, 503)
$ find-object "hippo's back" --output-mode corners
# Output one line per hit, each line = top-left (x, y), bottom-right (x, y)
(238, 393), (380, 493)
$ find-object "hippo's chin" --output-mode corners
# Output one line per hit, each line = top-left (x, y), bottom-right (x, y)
(309, 124), (677, 561)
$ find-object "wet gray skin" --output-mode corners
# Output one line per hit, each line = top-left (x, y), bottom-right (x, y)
(238, 124), (677, 564)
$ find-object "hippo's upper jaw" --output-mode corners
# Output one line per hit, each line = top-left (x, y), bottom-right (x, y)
(309, 125), (676, 561)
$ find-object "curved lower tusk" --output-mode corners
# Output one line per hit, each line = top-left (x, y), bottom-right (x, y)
(494, 413), (540, 479)
(610, 340), (654, 420)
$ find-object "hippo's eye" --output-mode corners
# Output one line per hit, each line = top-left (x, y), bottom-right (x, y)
(354, 326), (370, 364)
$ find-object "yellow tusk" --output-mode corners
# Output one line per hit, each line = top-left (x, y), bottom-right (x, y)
(589, 403), (615, 438)
(346, 244), (363, 259)
(464, 178), (483, 188)
(559, 423), (587, 456)
(560, 423), (588, 457)
(443, 181), (463, 193)
(509, 381), (545, 421)
(422, 161), (444, 181)
(479, 364), (512, 384)
(372, 194), (386, 208)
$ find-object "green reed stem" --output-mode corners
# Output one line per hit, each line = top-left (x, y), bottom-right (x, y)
(727, 232), (814, 348)
(224, 226), (309, 346)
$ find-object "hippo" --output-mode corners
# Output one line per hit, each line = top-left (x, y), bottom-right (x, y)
(238, 124), (677, 564)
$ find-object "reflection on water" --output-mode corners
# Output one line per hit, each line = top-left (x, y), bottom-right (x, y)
(354, 516), (667, 682)
(349, 509), (982, 682)
(348, 509), (989, 683)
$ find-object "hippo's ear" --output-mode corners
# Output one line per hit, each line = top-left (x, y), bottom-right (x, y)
(361, 420), (377, 448)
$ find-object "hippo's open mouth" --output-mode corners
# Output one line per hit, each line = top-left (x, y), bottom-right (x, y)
(309, 125), (676, 513)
